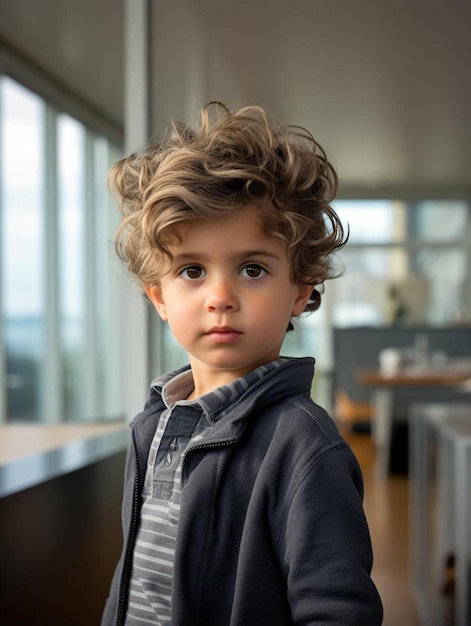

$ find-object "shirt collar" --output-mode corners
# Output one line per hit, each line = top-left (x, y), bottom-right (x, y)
(159, 358), (287, 422)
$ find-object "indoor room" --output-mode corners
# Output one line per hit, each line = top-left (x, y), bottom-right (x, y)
(0, 1), (470, 624)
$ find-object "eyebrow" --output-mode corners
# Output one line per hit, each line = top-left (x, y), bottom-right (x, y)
(171, 250), (282, 263)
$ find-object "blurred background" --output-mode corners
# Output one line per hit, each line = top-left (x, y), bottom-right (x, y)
(0, 1), (470, 624)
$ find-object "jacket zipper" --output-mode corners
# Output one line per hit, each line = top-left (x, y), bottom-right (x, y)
(116, 436), (236, 624)
(116, 436), (142, 626)
(181, 439), (236, 486)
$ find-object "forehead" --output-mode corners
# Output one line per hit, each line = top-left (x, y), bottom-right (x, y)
(168, 206), (275, 247)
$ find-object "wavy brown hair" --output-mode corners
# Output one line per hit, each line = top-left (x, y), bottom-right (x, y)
(109, 102), (347, 320)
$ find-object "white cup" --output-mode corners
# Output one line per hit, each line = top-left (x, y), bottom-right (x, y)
(379, 348), (401, 377)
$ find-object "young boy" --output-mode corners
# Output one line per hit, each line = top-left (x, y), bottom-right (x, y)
(102, 103), (383, 625)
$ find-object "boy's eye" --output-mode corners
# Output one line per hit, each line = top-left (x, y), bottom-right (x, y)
(241, 264), (266, 279)
(180, 265), (206, 280)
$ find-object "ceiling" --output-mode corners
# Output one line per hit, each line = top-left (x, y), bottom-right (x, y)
(1, 0), (470, 194)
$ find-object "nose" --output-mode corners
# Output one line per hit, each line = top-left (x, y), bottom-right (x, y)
(205, 277), (239, 312)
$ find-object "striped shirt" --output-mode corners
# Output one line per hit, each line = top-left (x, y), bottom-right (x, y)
(125, 360), (284, 625)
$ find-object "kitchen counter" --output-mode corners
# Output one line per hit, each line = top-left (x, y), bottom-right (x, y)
(0, 421), (129, 497)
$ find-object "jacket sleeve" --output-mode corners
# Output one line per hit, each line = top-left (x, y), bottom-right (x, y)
(278, 442), (383, 625)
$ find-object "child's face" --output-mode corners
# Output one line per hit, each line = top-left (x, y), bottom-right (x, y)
(146, 206), (311, 396)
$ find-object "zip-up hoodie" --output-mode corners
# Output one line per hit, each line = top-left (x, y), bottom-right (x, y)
(102, 357), (383, 625)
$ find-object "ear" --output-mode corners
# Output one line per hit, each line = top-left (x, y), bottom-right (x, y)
(291, 283), (313, 317)
(144, 284), (168, 321)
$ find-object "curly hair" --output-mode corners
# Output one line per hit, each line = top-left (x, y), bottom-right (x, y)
(109, 102), (347, 317)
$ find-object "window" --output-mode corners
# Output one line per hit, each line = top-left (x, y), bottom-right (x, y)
(58, 114), (87, 420)
(332, 200), (471, 327)
(0, 76), (123, 423)
(1, 78), (44, 421)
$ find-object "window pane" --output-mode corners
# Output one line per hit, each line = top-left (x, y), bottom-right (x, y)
(93, 137), (108, 417)
(412, 247), (468, 325)
(331, 248), (409, 327)
(333, 200), (402, 244)
(94, 138), (124, 419)
(1, 76), (124, 424)
(1, 77), (45, 421)
(57, 114), (86, 420)
(411, 200), (469, 242)
(329, 199), (470, 328)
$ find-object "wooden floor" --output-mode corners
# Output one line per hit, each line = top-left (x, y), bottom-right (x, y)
(343, 428), (420, 626)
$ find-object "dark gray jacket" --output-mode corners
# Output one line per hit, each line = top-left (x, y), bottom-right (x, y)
(102, 357), (383, 625)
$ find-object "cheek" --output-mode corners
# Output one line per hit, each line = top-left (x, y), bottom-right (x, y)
(164, 297), (197, 332)
(166, 314), (193, 348)
(250, 294), (292, 329)
(166, 302), (189, 324)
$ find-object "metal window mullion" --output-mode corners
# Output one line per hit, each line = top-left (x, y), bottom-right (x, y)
(84, 130), (97, 421)
(42, 106), (62, 423)
(122, 0), (153, 421)
(147, 0), (164, 381)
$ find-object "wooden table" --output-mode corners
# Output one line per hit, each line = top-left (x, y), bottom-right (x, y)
(357, 366), (471, 475)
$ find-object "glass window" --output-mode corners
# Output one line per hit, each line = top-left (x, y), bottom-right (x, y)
(57, 114), (86, 420)
(93, 138), (124, 419)
(334, 200), (397, 244)
(1, 76), (45, 421)
(331, 200), (470, 328)
(411, 200), (469, 242)
(0, 75), (123, 423)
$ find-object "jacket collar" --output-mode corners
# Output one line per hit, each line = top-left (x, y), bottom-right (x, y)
(130, 357), (315, 446)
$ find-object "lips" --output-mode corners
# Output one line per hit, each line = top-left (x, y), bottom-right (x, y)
(206, 326), (242, 343)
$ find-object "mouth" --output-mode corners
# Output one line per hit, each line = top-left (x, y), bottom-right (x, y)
(205, 326), (242, 344)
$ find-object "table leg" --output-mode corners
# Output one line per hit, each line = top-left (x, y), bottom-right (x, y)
(372, 388), (394, 476)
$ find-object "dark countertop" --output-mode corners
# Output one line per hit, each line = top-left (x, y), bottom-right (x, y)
(0, 422), (130, 497)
